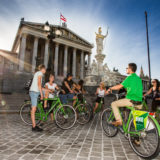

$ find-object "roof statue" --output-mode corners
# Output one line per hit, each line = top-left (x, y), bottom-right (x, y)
(95, 27), (108, 55)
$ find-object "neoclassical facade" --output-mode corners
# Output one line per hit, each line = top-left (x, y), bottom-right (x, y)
(12, 19), (93, 79)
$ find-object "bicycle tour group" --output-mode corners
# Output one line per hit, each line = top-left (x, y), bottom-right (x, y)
(26, 62), (160, 159)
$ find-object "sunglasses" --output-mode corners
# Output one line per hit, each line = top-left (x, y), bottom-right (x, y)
(152, 81), (156, 84)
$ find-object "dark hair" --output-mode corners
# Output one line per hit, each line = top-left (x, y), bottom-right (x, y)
(153, 79), (159, 91)
(128, 63), (137, 72)
(67, 73), (73, 78)
(78, 80), (84, 87)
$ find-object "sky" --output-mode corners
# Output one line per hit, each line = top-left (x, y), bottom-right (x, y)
(0, 0), (160, 79)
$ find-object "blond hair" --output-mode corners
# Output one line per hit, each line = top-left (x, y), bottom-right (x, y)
(100, 82), (105, 89)
(38, 64), (45, 71)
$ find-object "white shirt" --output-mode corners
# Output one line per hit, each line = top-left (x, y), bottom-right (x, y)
(45, 82), (57, 98)
(30, 71), (43, 92)
(98, 88), (105, 97)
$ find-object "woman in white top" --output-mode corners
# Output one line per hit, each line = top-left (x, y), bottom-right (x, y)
(29, 64), (46, 132)
(93, 82), (107, 113)
(44, 74), (59, 121)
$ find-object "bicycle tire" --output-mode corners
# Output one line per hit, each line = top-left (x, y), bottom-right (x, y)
(101, 108), (118, 137)
(20, 101), (40, 126)
(76, 103), (91, 125)
(128, 117), (160, 159)
(55, 105), (77, 130)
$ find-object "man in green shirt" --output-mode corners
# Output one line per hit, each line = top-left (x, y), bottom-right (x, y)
(107, 63), (143, 126)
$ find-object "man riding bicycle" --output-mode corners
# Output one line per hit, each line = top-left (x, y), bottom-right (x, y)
(107, 63), (143, 126)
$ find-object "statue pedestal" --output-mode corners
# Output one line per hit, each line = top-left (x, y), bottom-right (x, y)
(95, 54), (105, 75)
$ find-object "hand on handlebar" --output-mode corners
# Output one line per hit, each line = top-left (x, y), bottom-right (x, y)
(70, 90), (74, 94)
(107, 88), (112, 94)
(40, 94), (44, 100)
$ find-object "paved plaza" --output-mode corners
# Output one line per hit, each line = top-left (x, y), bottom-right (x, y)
(0, 113), (159, 160)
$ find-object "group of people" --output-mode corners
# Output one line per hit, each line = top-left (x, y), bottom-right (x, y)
(29, 65), (85, 132)
(29, 63), (160, 132)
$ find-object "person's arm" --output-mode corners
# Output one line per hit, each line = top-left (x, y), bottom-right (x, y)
(64, 81), (73, 93)
(45, 84), (52, 93)
(38, 76), (43, 100)
(107, 84), (123, 93)
(144, 88), (152, 97)
(104, 89), (107, 95)
(82, 88), (86, 94)
(55, 85), (59, 90)
(95, 88), (99, 95)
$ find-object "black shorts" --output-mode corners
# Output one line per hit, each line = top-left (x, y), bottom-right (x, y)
(96, 97), (104, 104)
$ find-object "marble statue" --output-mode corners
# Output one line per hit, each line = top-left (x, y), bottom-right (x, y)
(95, 27), (108, 54)
(84, 27), (124, 86)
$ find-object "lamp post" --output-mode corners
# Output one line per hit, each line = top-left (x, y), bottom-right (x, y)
(44, 21), (62, 76)
(145, 11), (151, 88)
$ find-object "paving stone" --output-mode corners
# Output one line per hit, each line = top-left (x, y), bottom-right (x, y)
(0, 113), (159, 160)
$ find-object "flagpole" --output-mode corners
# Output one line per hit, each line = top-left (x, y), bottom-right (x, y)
(60, 13), (61, 26)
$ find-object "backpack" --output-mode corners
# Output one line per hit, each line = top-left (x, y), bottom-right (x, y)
(25, 78), (33, 90)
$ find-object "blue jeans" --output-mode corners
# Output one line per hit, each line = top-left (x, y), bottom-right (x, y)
(29, 91), (40, 107)
(59, 93), (74, 104)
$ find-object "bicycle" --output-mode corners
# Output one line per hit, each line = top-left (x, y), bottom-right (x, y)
(20, 91), (77, 130)
(101, 93), (160, 159)
(64, 93), (91, 125)
(143, 96), (160, 123)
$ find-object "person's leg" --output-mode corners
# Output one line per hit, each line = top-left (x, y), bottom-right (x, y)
(67, 94), (76, 106)
(50, 113), (54, 121)
(73, 96), (77, 107)
(111, 98), (133, 123)
(31, 107), (37, 128)
(93, 103), (99, 113)
(44, 90), (49, 108)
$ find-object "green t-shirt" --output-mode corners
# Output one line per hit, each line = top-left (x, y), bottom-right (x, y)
(121, 73), (143, 102)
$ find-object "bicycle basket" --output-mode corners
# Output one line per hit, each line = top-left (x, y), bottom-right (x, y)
(132, 110), (149, 131)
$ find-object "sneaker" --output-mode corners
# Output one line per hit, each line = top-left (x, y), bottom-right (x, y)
(133, 139), (141, 146)
(32, 126), (43, 132)
(112, 121), (122, 126)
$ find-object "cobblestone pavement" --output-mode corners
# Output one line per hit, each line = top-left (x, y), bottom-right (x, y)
(0, 113), (159, 160)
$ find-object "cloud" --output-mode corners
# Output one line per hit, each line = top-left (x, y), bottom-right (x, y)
(0, 0), (159, 79)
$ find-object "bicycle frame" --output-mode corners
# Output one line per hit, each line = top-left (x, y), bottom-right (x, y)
(109, 106), (160, 136)
(36, 97), (63, 121)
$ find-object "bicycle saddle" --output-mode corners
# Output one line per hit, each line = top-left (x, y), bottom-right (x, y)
(130, 100), (142, 105)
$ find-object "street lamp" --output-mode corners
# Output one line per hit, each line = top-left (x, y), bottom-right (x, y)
(44, 21), (62, 75)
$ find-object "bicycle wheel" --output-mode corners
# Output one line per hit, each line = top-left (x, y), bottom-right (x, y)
(128, 116), (160, 159)
(76, 103), (91, 125)
(55, 105), (77, 130)
(101, 108), (118, 137)
(20, 101), (40, 125)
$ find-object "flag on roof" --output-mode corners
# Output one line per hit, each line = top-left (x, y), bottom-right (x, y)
(60, 14), (67, 22)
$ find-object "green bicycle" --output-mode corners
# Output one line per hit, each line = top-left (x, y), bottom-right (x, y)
(20, 91), (77, 130)
(101, 93), (160, 159)
(142, 96), (160, 123)
(65, 93), (91, 124)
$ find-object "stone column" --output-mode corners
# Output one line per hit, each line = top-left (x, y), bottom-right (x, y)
(63, 45), (68, 77)
(31, 37), (39, 72)
(19, 33), (27, 71)
(88, 53), (91, 67)
(72, 48), (77, 78)
(54, 43), (59, 76)
(44, 40), (49, 68)
(80, 51), (84, 79)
